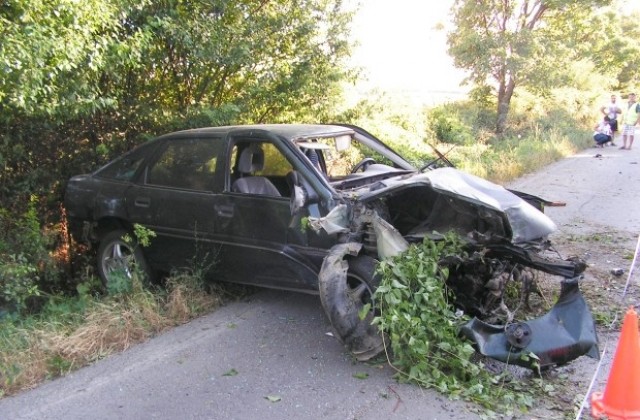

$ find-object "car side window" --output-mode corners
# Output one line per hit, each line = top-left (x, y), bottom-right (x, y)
(95, 143), (154, 181)
(229, 141), (294, 196)
(259, 143), (294, 177)
(147, 137), (224, 191)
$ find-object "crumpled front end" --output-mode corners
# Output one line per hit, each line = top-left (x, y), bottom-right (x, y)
(355, 167), (558, 244)
(459, 278), (599, 369)
(311, 168), (598, 369)
(441, 241), (598, 369)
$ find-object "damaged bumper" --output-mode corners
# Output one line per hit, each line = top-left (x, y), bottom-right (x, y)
(459, 277), (599, 369)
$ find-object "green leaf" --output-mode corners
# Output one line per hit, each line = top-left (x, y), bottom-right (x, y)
(353, 372), (369, 380)
(265, 395), (281, 403)
(222, 368), (238, 376)
(358, 303), (371, 320)
(391, 278), (407, 289)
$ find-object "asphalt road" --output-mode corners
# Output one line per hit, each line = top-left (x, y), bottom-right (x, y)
(1, 143), (639, 420)
(0, 291), (474, 420)
(508, 140), (640, 235)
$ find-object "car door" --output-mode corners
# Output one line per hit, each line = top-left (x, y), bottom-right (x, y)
(214, 135), (320, 290)
(124, 135), (228, 276)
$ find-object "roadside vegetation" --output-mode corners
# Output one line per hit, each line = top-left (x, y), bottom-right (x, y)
(1, 271), (224, 397)
(1, 0), (639, 415)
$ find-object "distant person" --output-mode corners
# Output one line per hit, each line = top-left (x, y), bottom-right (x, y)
(593, 116), (612, 148)
(620, 92), (640, 150)
(600, 94), (621, 145)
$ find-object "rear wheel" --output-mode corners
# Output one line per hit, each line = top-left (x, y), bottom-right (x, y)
(319, 254), (384, 361)
(96, 229), (152, 291)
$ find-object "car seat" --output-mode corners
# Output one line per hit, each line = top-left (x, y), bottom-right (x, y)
(232, 144), (281, 196)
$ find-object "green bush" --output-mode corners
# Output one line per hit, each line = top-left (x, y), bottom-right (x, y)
(427, 104), (474, 145)
(0, 197), (60, 315)
(0, 254), (40, 315)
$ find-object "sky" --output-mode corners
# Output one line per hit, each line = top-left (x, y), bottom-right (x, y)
(348, 0), (466, 105)
(348, 0), (640, 105)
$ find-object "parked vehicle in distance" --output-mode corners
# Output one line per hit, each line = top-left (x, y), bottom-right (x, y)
(64, 124), (598, 368)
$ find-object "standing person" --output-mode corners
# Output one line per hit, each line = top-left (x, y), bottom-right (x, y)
(600, 94), (621, 145)
(621, 92), (640, 150)
(593, 116), (613, 148)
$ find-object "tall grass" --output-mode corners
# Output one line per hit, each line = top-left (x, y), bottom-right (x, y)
(453, 125), (588, 183)
(424, 90), (594, 183)
(0, 273), (220, 397)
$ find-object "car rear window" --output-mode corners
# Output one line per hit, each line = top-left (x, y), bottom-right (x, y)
(95, 142), (155, 181)
(147, 137), (224, 191)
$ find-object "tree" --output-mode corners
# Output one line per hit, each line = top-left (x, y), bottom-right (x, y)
(447, 0), (612, 134)
(585, 9), (640, 94)
(0, 0), (121, 119)
(0, 0), (355, 213)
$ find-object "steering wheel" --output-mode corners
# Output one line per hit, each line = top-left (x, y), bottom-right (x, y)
(350, 157), (377, 174)
(420, 148), (455, 171)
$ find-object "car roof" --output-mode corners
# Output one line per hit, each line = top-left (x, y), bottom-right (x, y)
(159, 124), (354, 141)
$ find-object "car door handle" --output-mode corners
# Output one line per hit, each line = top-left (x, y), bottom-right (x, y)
(134, 197), (151, 208)
(215, 204), (234, 218)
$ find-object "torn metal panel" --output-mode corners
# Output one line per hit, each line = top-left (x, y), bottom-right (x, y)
(483, 243), (587, 279)
(459, 278), (599, 369)
(307, 204), (349, 235)
(370, 212), (409, 259)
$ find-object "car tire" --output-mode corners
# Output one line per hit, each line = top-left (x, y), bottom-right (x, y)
(319, 254), (385, 361)
(96, 229), (152, 290)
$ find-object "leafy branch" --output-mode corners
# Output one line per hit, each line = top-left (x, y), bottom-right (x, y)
(372, 233), (546, 413)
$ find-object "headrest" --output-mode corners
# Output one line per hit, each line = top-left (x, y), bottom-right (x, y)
(238, 144), (265, 173)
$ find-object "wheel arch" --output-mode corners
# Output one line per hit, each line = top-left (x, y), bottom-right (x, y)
(94, 217), (134, 243)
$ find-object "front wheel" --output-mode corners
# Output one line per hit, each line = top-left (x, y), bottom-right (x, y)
(96, 229), (152, 291)
(319, 248), (384, 361)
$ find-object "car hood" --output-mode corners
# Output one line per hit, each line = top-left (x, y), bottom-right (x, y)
(352, 167), (557, 243)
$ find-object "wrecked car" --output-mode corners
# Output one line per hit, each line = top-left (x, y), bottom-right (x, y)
(64, 124), (598, 368)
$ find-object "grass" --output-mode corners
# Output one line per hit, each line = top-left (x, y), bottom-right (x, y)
(451, 126), (589, 183)
(0, 273), (221, 397)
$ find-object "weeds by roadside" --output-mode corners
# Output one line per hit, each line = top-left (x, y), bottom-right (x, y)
(0, 270), (221, 398)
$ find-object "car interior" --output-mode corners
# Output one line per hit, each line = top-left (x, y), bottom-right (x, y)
(229, 141), (299, 197)
(231, 143), (282, 196)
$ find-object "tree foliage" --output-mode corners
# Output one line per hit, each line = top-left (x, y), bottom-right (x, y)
(584, 9), (640, 94)
(447, 0), (612, 134)
(0, 0), (354, 214)
(0, 0), (121, 118)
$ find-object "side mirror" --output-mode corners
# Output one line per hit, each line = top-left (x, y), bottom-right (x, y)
(287, 171), (319, 214)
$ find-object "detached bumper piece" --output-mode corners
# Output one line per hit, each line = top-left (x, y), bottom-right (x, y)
(459, 277), (599, 369)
